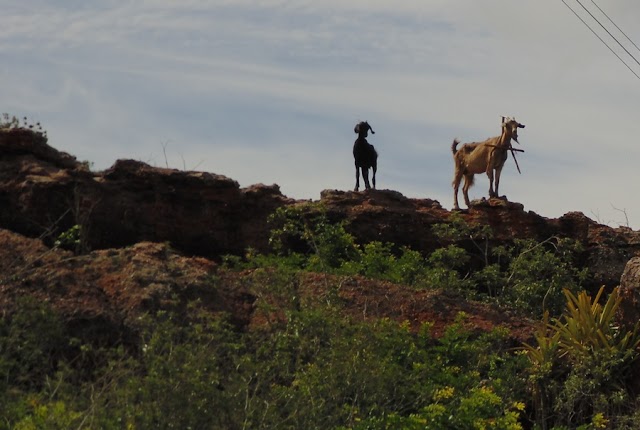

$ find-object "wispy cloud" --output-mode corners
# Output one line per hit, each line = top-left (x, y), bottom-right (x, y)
(2, 1), (640, 226)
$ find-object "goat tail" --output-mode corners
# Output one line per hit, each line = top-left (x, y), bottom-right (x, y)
(451, 139), (460, 155)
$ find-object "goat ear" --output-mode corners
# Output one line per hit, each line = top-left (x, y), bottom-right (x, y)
(354, 124), (360, 134)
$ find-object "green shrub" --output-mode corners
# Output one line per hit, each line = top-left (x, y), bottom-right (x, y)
(422, 244), (474, 292)
(53, 225), (81, 252)
(11, 400), (82, 430)
(340, 314), (529, 430)
(524, 287), (640, 429)
(0, 297), (65, 390)
(0, 202), (622, 428)
(236, 205), (587, 319)
(340, 242), (429, 286)
(430, 216), (586, 314)
(0, 298), (71, 428)
(237, 307), (530, 430)
(243, 312), (433, 429)
(108, 310), (242, 429)
(497, 238), (586, 317)
(268, 204), (360, 272)
(256, 205), (432, 287)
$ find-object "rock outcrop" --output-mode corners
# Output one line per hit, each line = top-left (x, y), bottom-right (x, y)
(618, 257), (640, 329)
(2, 128), (640, 347)
(0, 129), (292, 258)
(2, 128), (640, 292)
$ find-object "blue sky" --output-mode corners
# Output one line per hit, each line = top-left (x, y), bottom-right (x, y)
(3, 1), (640, 227)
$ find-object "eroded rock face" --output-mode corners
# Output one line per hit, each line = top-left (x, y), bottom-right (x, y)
(0, 130), (292, 258)
(0, 229), (256, 345)
(5, 129), (640, 347)
(0, 129), (89, 239)
(2, 129), (640, 290)
(0, 227), (535, 345)
(86, 159), (290, 257)
(618, 257), (640, 330)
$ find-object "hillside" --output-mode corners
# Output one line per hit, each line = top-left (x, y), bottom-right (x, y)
(2, 128), (640, 327)
(3, 127), (640, 428)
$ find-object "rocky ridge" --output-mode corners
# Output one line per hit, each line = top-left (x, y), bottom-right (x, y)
(1, 128), (640, 343)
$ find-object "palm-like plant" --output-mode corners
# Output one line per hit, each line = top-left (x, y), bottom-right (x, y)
(556, 287), (640, 361)
(524, 286), (640, 429)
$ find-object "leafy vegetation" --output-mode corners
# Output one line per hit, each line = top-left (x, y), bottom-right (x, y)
(2, 204), (640, 429)
(0, 296), (531, 429)
(524, 287), (640, 429)
(247, 206), (586, 317)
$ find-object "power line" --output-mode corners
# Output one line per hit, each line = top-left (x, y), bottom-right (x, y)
(574, 0), (640, 67)
(590, 0), (640, 55)
(561, 0), (640, 80)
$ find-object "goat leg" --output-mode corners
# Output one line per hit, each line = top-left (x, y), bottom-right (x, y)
(372, 165), (377, 189)
(487, 169), (496, 198)
(362, 168), (371, 190)
(462, 174), (473, 207)
(453, 173), (462, 210)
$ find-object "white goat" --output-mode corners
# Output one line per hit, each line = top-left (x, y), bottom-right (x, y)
(451, 117), (525, 210)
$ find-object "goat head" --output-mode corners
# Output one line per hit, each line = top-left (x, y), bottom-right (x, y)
(354, 121), (375, 137)
(503, 118), (525, 143)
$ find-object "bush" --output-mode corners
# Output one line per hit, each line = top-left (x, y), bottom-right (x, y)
(340, 242), (429, 287)
(254, 205), (432, 287)
(268, 204), (360, 272)
(0, 297), (66, 390)
(497, 238), (587, 317)
(0, 298), (70, 428)
(340, 314), (529, 430)
(95, 310), (243, 429)
(524, 287), (640, 429)
(6, 202), (632, 429)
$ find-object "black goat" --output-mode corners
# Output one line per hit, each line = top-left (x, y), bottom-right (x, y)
(353, 121), (378, 191)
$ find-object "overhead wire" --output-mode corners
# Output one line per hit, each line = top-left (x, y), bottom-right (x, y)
(590, 0), (640, 55)
(574, 0), (640, 67)
(560, 0), (640, 80)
